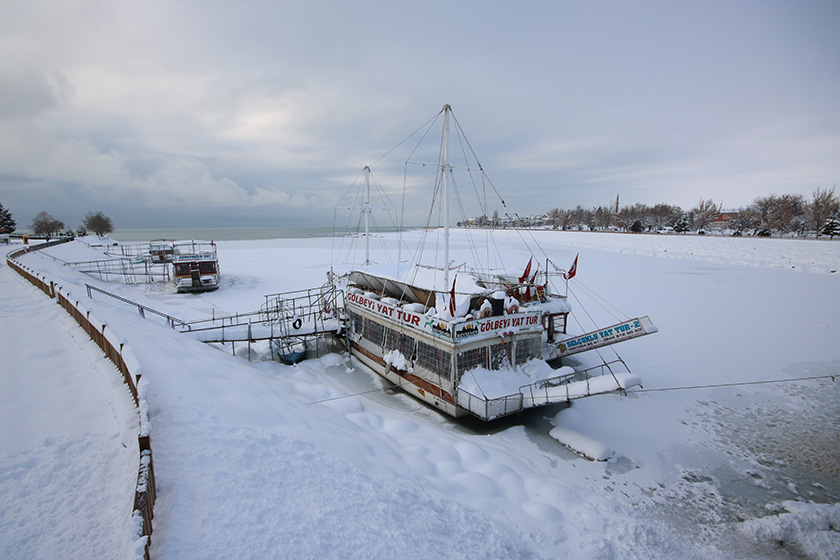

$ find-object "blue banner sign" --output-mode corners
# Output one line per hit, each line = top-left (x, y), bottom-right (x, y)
(556, 316), (657, 356)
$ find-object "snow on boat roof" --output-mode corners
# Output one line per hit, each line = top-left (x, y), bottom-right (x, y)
(339, 261), (536, 296)
(343, 263), (489, 303)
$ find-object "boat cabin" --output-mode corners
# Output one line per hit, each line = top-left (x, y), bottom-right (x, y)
(149, 239), (176, 263)
(343, 267), (572, 419)
(173, 241), (220, 293)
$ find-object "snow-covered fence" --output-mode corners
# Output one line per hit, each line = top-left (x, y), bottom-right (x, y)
(5, 239), (70, 296)
(6, 243), (156, 560)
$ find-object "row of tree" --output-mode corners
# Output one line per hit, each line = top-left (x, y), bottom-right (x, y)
(0, 204), (115, 237)
(461, 187), (840, 239)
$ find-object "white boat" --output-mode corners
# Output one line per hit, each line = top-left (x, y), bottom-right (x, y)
(149, 239), (176, 263)
(334, 105), (657, 421)
(173, 240), (220, 293)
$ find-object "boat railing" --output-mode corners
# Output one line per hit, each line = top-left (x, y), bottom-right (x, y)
(75, 257), (171, 283)
(175, 284), (343, 337)
(261, 284), (342, 325)
(457, 358), (632, 420)
(519, 358), (630, 405)
(102, 242), (155, 259)
(172, 240), (217, 259)
(176, 309), (265, 331)
(35, 245), (170, 284)
(455, 387), (524, 421)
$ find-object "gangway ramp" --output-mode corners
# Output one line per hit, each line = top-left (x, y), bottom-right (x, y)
(176, 285), (344, 360)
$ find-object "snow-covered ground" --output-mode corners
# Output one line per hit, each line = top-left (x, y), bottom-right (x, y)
(2, 230), (839, 559)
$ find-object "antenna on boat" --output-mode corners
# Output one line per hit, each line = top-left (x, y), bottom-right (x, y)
(443, 104), (451, 288)
(363, 165), (372, 266)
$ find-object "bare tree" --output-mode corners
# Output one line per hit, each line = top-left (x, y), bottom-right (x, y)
(750, 195), (777, 235)
(688, 199), (720, 232)
(592, 205), (611, 230)
(730, 208), (755, 234)
(770, 194), (806, 236)
(82, 211), (115, 236)
(30, 211), (65, 236)
(570, 205), (588, 230)
(546, 208), (562, 229)
(810, 186), (839, 237)
(650, 203), (677, 231)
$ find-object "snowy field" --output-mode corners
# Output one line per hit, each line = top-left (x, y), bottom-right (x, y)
(2, 230), (839, 559)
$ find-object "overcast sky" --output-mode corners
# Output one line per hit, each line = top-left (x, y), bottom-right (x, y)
(2, 0), (838, 230)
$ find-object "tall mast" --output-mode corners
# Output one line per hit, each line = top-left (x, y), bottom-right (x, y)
(443, 104), (451, 288)
(363, 165), (371, 266)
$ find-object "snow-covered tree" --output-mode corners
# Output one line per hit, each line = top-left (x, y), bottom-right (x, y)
(730, 208), (754, 234)
(771, 194), (806, 236)
(0, 202), (16, 234)
(688, 199), (720, 232)
(810, 187), (839, 237)
(822, 216), (840, 240)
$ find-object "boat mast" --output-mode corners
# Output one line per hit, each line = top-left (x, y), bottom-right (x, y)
(363, 165), (371, 266)
(443, 104), (451, 288)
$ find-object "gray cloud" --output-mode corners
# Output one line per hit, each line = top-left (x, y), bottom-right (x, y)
(1, 0), (838, 230)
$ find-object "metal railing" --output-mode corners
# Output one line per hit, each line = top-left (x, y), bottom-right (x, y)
(457, 358), (631, 420)
(31, 239), (170, 284)
(456, 388), (524, 421)
(85, 284), (186, 328)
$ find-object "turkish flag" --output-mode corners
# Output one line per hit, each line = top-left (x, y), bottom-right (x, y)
(519, 257), (532, 284)
(449, 276), (456, 317)
(564, 254), (579, 280)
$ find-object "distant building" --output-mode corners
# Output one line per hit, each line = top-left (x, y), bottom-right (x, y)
(709, 209), (740, 231)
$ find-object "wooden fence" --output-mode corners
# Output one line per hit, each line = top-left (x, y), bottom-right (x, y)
(5, 241), (156, 560)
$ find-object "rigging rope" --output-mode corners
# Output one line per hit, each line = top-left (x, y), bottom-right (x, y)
(627, 374), (836, 394)
(568, 280), (628, 323)
(309, 374), (836, 406)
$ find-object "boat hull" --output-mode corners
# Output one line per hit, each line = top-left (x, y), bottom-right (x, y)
(349, 339), (464, 417)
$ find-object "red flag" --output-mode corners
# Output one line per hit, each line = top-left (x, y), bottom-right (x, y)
(449, 276), (456, 317)
(519, 257), (533, 284)
(564, 254), (578, 280)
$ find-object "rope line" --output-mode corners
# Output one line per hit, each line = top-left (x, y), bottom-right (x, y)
(628, 374), (836, 394)
(310, 386), (397, 404)
(310, 375), (836, 405)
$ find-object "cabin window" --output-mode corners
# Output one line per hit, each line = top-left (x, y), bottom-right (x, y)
(364, 318), (385, 346)
(382, 326), (399, 351)
(489, 342), (512, 370)
(514, 337), (542, 365)
(456, 347), (488, 376)
(199, 261), (216, 274)
(383, 327), (417, 362)
(174, 263), (193, 276)
(350, 311), (364, 336)
(399, 332), (416, 361)
(416, 341), (451, 380)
